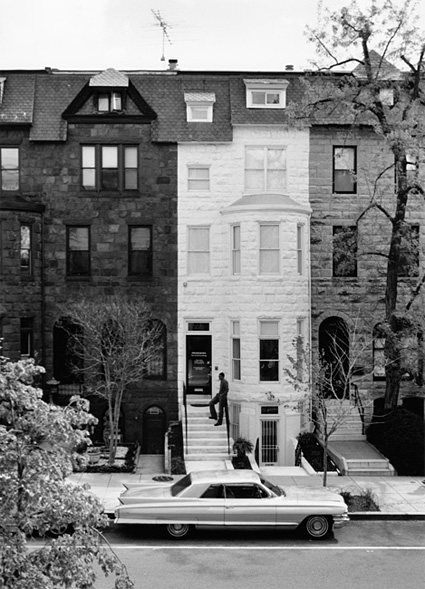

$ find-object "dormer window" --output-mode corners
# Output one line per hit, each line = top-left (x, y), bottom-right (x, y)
(379, 88), (394, 106)
(0, 78), (6, 105)
(97, 91), (123, 112)
(244, 79), (289, 109)
(184, 93), (216, 122)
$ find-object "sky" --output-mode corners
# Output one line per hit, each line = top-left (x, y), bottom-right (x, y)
(0, 0), (422, 72)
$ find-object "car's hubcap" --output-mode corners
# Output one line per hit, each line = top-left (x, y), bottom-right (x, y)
(167, 523), (190, 538)
(306, 516), (329, 538)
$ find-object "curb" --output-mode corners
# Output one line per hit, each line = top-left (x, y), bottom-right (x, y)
(349, 512), (425, 520)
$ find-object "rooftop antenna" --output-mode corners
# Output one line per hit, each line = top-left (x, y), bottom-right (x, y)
(151, 9), (173, 64)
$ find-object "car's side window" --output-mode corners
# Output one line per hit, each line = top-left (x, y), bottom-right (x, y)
(225, 484), (268, 499)
(201, 484), (224, 499)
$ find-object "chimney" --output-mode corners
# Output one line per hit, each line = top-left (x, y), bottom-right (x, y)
(285, 64), (294, 71)
(168, 59), (179, 71)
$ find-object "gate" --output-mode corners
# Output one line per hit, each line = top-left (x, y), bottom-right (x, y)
(260, 419), (279, 466)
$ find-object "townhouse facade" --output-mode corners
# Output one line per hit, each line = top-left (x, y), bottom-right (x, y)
(1, 62), (424, 463)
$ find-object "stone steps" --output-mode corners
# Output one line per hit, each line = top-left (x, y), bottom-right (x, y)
(183, 404), (231, 463)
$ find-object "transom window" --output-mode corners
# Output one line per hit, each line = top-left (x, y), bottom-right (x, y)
(129, 226), (153, 276)
(188, 166), (210, 191)
(0, 147), (19, 191)
(187, 226), (210, 275)
(97, 91), (123, 112)
(245, 147), (286, 192)
(244, 79), (289, 109)
(67, 226), (90, 276)
(259, 320), (279, 382)
(333, 147), (357, 194)
(81, 145), (138, 191)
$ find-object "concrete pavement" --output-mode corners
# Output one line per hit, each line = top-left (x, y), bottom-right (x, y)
(68, 454), (425, 517)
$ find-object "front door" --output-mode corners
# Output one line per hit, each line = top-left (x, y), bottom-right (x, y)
(142, 406), (166, 454)
(186, 334), (212, 396)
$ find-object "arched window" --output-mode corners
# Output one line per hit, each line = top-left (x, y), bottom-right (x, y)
(318, 317), (349, 398)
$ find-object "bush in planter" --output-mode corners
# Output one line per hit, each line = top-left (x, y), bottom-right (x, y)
(232, 437), (254, 469)
(296, 432), (338, 472)
(367, 407), (424, 475)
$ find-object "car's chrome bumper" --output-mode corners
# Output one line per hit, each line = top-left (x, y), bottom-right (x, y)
(333, 513), (350, 528)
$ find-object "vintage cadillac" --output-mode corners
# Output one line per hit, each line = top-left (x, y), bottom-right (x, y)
(114, 469), (349, 539)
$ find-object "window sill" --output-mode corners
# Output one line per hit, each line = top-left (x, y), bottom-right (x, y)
(66, 276), (92, 282)
(127, 275), (153, 282)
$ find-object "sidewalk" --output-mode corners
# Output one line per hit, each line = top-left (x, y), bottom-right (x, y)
(69, 456), (425, 518)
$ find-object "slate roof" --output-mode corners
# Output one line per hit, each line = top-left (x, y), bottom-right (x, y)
(352, 50), (403, 81)
(0, 63), (407, 142)
(0, 73), (35, 124)
(89, 68), (129, 87)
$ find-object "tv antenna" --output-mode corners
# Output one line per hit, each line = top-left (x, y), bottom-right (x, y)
(151, 9), (173, 63)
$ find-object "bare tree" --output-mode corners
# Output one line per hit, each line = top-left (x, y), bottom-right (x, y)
(286, 319), (373, 486)
(293, 0), (425, 411)
(57, 294), (165, 464)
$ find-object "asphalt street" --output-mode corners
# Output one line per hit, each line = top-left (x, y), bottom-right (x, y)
(92, 521), (425, 589)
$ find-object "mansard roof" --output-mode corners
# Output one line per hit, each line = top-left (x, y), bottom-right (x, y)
(0, 73), (36, 124)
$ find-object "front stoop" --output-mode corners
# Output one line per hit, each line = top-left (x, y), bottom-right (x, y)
(325, 400), (365, 441)
(183, 404), (232, 462)
(327, 440), (396, 476)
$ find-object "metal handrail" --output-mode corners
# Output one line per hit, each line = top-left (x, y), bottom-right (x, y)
(182, 381), (188, 452)
(225, 402), (230, 455)
(351, 383), (365, 434)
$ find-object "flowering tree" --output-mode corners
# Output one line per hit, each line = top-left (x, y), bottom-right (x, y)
(298, 0), (425, 411)
(0, 356), (133, 589)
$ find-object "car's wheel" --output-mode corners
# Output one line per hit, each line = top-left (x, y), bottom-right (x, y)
(166, 523), (192, 539)
(303, 515), (331, 539)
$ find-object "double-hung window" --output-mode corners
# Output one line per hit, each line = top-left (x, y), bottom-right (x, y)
(187, 226), (210, 275)
(259, 224), (280, 274)
(81, 145), (138, 191)
(297, 224), (304, 275)
(20, 223), (32, 274)
(67, 226), (90, 276)
(231, 225), (241, 275)
(20, 317), (34, 358)
(333, 147), (357, 193)
(129, 226), (153, 276)
(333, 226), (358, 277)
(0, 147), (19, 192)
(97, 91), (123, 112)
(259, 320), (279, 381)
(245, 147), (286, 192)
(231, 320), (241, 381)
(188, 166), (210, 191)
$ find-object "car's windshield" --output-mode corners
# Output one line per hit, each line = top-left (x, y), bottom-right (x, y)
(260, 477), (285, 497)
(171, 474), (192, 496)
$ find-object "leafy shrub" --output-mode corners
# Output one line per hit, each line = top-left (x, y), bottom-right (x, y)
(340, 488), (380, 512)
(232, 436), (254, 458)
(171, 456), (186, 475)
(367, 407), (424, 475)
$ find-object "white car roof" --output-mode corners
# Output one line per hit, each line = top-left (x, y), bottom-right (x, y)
(189, 470), (261, 484)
